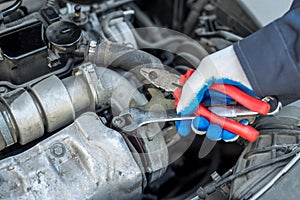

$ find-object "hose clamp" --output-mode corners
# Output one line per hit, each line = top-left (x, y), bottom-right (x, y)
(77, 63), (100, 106)
(0, 112), (14, 147)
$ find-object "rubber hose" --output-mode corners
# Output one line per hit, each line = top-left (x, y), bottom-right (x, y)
(86, 41), (164, 80)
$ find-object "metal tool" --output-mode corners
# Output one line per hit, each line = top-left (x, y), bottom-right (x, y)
(139, 67), (282, 141)
(112, 105), (268, 132)
(139, 67), (282, 158)
(140, 68), (181, 92)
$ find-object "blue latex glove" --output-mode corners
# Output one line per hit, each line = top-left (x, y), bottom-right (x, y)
(176, 46), (255, 142)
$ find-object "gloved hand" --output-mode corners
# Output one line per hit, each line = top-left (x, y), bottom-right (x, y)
(176, 46), (255, 142)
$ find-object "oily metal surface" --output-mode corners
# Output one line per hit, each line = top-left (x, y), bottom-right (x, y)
(0, 113), (144, 200)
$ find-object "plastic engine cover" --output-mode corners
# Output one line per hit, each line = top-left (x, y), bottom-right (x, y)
(231, 105), (300, 199)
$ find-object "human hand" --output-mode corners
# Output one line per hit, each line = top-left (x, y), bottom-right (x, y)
(176, 46), (255, 141)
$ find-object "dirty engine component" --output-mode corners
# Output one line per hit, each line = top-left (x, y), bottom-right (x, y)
(0, 0), (295, 199)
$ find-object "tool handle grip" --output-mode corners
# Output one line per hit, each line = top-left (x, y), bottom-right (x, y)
(179, 70), (270, 115)
(194, 105), (259, 142)
(210, 84), (270, 115)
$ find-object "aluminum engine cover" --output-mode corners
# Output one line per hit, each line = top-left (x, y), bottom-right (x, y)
(0, 112), (144, 200)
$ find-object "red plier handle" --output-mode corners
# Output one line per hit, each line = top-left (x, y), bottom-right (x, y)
(174, 69), (270, 142)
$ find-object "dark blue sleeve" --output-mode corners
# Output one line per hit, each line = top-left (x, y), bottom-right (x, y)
(233, 0), (300, 105)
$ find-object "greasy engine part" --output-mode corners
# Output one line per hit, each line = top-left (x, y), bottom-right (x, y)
(0, 8), (77, 84)
(196, 105), (300, 200)
(0, 15), (49, 84)
(46, 20), (82, 55)
(1, 31), (170, 149)
(101, 10), (135, 42)
(0, 0), (280, 199)
(100, 10), (137, 47)
(230, 105), (300, 200)
(0, 27), (171, 149)
(0, 112), (145, 200)
(86, 41), (164, 74)
(0, 63), (95, 150)
(0, 57), (154, 150)
(0, 63), (169, 197)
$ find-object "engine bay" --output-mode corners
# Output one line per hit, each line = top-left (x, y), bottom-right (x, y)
(0, 0), (299, 199)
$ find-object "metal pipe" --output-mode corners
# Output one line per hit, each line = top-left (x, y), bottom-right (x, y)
(0, 39), (166, 150)
(0, 60), (148, 150)
(94, 67), (147, 111)
(102, 10), (134, 42)
(0, 63), (94, 150)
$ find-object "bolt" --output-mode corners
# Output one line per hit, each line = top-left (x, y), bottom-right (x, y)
(90, 40), (97, 48)
(51, 143), (65, 157)
(74, 5), (81, 19)
(89, 40), (97, 54)
(148, 71), (158, 80)
(45, 8), (54, 16)
(204, 4), (215, 15)
(112, 117), (126, 128)
(75, 70), (83, 76)
(87, 64), (95, 72)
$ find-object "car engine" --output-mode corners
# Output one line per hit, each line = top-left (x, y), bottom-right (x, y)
(0, 0), (299, 199)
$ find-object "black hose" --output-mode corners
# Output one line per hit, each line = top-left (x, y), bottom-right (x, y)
(243, 144), (299, 159)
(197, 149), (300, 198)
(130, 3), (155, 28)
(183, 0), (208, 35)
(86, 41), (164, 78)
(1, 0), (22, 17)
(238, 162), (286, 199)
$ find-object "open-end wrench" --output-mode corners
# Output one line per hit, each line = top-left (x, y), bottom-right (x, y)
(112, 103), (281, 134)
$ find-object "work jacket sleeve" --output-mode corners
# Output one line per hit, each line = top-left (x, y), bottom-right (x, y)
(233, 0), (300, 104)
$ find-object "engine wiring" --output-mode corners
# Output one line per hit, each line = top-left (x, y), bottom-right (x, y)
(243, 143), (300, 159)
(196, 145), (300, 198)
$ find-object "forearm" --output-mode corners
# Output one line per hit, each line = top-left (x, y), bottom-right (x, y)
(234, 1), (300, 105)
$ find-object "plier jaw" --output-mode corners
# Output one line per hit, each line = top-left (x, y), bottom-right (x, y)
(140, 68), (181, 92)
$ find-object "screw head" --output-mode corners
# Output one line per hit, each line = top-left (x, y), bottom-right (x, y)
(112, 117), (126, 129)
(148, 71), (158, 80)
(51, 143), (65, 157)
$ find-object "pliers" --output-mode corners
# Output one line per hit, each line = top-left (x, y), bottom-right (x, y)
(113, 68), (281, 142)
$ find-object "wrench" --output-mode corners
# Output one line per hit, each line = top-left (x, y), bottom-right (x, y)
(112, 106), (267, 132)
